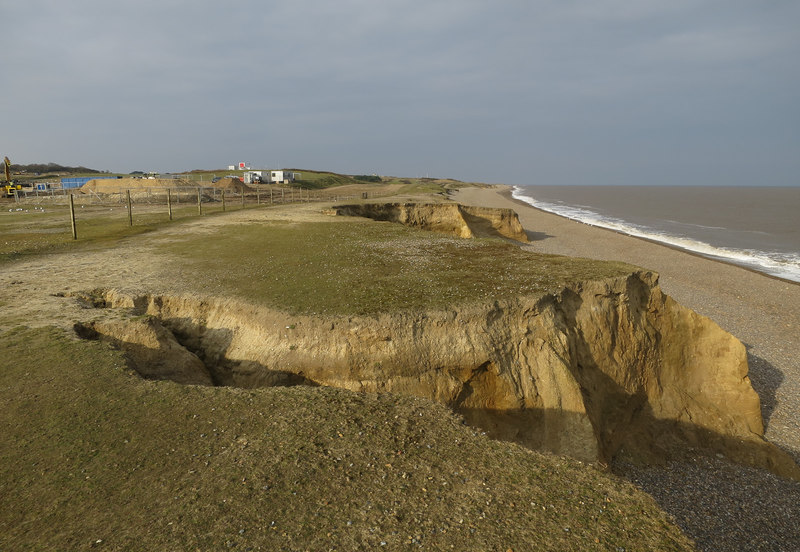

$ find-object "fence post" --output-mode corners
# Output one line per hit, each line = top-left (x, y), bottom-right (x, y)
(167, 188), (173, 221)
(197, 187), (202, 215)
(127, 190), (133, 226)
(222, 190), (226, 211)
(241, 188), (245, 209)
(257, 186), (260, 205)
(69, 193), (77, 240)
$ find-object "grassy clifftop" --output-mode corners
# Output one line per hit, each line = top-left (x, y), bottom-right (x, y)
(158, 213), (634, 316)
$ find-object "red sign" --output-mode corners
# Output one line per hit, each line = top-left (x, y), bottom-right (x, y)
(239, 162), (245, 169)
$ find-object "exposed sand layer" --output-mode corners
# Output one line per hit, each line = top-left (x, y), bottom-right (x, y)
(80, 177), (255, 194)
(330, 202), (528, 241)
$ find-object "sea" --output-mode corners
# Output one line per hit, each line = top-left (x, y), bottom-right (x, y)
(511, 185), (800, 283)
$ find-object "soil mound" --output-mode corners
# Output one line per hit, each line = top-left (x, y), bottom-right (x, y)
(80, 178), (196, 193)
(210, 178), (253, 193)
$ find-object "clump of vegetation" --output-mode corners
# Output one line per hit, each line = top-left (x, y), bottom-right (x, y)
(0, 326), (694, 551)
(354, 174), (382, 183)
(289, 169), (354, 189)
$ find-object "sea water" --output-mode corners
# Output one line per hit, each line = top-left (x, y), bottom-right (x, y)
(511, 185), (800, 283)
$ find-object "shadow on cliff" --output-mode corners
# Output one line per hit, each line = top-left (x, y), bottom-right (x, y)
(451, 283), (800, 482)
(743, 345), (783, 428)
(75, 319), (318, 389)
(524, 229), (553, 242)
(456, 402), (800, 481)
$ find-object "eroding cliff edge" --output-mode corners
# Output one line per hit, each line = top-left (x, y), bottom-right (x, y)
(330, 203), (529, 242)
(76, 270), (800, 479)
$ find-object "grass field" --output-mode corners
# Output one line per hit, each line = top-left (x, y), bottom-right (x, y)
(160, 217), (634, 315)
(0, 326), (694, 551)
(0, 203), (217, 263)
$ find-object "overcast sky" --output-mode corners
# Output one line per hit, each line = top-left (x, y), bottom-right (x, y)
(2, 1), (798, 185)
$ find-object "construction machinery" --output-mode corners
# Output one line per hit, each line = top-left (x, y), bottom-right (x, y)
(2, 156), (22, 198)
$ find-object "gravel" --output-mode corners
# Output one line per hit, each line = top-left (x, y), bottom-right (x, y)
(615, 456), (800, 552)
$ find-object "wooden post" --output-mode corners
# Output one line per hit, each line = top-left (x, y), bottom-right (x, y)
(281, 187), (284, 202)
(257, 186), (260, 205)
(222, 190), (226, 211)
(270, 186), (273, 204)
(126, 190), (133, 226)
(69, 193), (77, 240)
(241, 188), (245, 209)
(197, 187), (202, 215)
(167, 188), (173, 221)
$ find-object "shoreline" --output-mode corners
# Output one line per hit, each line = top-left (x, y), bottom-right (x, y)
(499, 185), (800, 287)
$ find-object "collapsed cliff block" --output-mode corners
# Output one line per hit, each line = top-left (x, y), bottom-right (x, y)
(74, 317), (214, 386)
(81, 271), (800, 480)
(331, 203), (529, 242)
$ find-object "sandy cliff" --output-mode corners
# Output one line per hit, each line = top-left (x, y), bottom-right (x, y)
(80, 269), (800, 480)
(330, 202), (529, 242)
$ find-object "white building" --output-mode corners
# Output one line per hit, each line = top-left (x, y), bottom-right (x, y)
(269, 170), (300, 184)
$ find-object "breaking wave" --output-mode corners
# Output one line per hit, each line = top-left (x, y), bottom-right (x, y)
(512, 187), (800, 283)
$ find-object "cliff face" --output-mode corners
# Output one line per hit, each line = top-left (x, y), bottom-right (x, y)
(84, 270), (799, 479)
(330, 203), (529, 242)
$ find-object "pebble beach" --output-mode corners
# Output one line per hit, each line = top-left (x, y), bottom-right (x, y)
(454, 185), (800, 552)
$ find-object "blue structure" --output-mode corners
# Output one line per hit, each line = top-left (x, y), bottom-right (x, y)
(60, 176), (118, 189)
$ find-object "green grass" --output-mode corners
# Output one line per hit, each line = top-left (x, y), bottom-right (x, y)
(0, 326), (694, 551)
(0, 202), (239, 263)
(291, 170), (354, 189)
(161, 217), (634, 316)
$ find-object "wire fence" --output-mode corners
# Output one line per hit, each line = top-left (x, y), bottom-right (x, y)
(8, 184), (371, 206)
(3, 185), (377, 240)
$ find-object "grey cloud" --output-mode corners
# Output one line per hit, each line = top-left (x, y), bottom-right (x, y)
(2, 1), (798, 185)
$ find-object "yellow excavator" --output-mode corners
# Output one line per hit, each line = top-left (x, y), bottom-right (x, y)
(2, 156), (22, 198)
